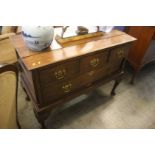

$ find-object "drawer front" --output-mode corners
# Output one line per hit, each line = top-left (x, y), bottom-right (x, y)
(110, 45), (128, 62)
(41, 65), (111, 104)
(39, 60), (80, 85)
(109, 45), (127, 72)
(41, 75), (85, 103)
(83, 65), (110, 85)
(80, 50), (109, 73)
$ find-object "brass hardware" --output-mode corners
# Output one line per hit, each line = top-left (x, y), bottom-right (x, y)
(62, 83), (72, 93)
(86, 83), (92, 87)
(117, 49), (124, 58)
(90, 58), (99, 67)
(88, 71), (95, 76)
(54, 69), (66, 80)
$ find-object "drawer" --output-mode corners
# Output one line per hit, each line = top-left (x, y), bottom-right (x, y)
(110, 45), (128, 62)
(80, 50), (109, 73)
(108, 45), (128, 72)
(41, 65), (111, 104)
(39, 60), (80, 85)
(41, 75), (86, 103)
(84, 65), (110, 85)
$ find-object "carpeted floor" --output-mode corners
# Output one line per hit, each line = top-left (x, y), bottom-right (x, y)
(17, 61), (155, 129)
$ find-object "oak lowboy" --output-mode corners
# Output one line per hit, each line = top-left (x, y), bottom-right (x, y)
(10, 29), (136, 128)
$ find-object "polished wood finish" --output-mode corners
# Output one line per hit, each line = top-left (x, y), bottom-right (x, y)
(11, 29), (136, 128)
(126, 26), (155, 84)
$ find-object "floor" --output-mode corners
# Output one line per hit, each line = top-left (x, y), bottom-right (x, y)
(17, 62), (155, 129)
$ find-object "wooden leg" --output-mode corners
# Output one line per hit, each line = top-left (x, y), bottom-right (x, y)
(111, 77), (122, 96)
(23, 86), (30, 101)
(20, 81), (30, 101)
(33, 110), (51, 129)
(25, 94), (30, 101)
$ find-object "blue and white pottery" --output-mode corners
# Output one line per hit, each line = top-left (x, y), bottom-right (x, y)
(22, 26), (54, 51)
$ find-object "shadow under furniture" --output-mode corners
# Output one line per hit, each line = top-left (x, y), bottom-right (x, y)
(10, 29), (136, 128)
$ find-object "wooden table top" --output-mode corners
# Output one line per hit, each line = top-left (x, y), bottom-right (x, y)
(10, 29), (136, 71)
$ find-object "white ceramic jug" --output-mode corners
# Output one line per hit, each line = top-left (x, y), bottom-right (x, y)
(22, 26), (54, 51)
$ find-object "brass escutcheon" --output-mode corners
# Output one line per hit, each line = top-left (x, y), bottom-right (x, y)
(62, 83), (72, 93)
(90, 58), (99, 67)
(54, 69), (66, 80)
(88, 71), (95, 76)
(117, 49), (124, 58)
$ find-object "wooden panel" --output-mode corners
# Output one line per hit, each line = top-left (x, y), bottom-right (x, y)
(106, 45), (128, 74)
(110, 45), (127, 61)
(39, 59), (80, 85)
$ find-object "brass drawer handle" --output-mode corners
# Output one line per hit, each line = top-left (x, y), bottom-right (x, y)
(88, 71), (95, 76)
(90, 58), (99, 67)
(117, 49), (124, 58)
(62, 83), (72, 93)
(54, 69), (66, 80)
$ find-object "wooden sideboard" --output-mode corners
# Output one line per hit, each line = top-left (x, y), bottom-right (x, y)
(10, 30), (136, 128)
(126, 26), (155, 84)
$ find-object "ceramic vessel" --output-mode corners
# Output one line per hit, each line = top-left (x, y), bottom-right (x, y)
(22, 26), (54, 51)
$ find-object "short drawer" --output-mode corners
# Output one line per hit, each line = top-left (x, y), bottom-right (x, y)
(110, 45), (128, 62)
(108, 45), (128, 72)
(39, 60), (80, 85)
(80, 50), (109, 73)
(83, 65), (110, 85)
